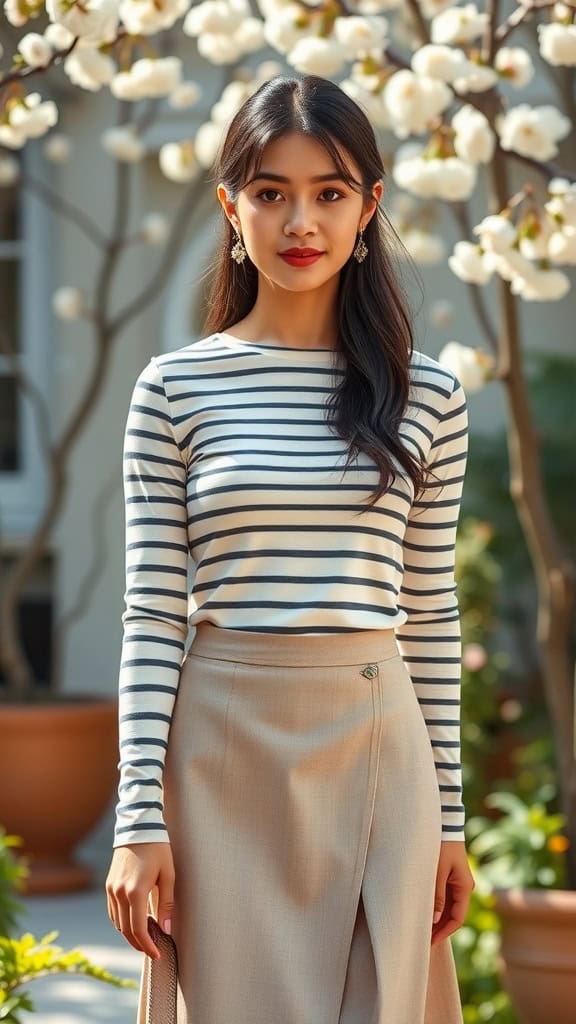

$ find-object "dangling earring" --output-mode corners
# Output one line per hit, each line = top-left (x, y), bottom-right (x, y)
(231, 228), (247, 264)
(353, 225), (368, 263)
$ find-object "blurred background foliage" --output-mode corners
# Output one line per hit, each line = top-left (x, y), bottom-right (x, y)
(451, 352), (575, 1022)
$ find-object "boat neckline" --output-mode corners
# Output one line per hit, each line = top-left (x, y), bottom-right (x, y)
(216, 331), (343, 362)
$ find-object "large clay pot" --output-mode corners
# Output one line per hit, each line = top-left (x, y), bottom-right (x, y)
(493, 887), (576, 1024)
(0, 697), (118, 894)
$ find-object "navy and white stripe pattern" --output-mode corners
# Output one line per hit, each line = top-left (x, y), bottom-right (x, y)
(113, 333), (468, 847)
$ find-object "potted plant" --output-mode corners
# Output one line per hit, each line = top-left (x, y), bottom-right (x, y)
(0, 828), (137, 1020)
(465, 761), (573, 1024)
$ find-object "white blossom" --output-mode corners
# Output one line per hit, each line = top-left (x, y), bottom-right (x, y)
(489, 247), (570, 300)
(159, 140), (199, 182)
(0, 125), (25, 150)
(333, 15), (389, 58)
(496, 104), (571, 160)
(0, 155), (20, 186)
(410, 44), (470, 83)
(119, 0), (192, 35)
(545, 190), (576, 229)
(547, 177), (576, 196)
(430, 4), (488, 46)
(490, 249), (537, 285)
(184, 0), (246, 36)
(400, 228), (445, 264)
(140, 213), (170, 244)
(0, 93), (58, 149)
(101, 126), (146, 162)
(64, 47), (116, 91)
(18, 33), (52, 68)
(429, 299), (454, 328)
(195, 121), (225, 168)
(169, 81), (202, 109)
(11, 94), (59, 138)
(52, 286), (86, 321)
(211, 80), (255, 124)
(4, 0), (32, 27)
(255, 59), (284, 81)
(495, 47), (534, 88)
(419, 0), (453, 16)
(438, 341), (492, 393)
(452, 63), (498, 94)
(256, 0), (297, 13)
(518, 220), (552, 261)
(448, 240), (494, 284)
(512, 267), (571, 301)
(287, 37), (350, 76)
(393, 149), (477, 201)
(547, 227), (576, 264)
(236, 17), (267, 51)
(348, 58), (384, 92)
(46, 0), (119, 46)
(44, 22), (76, 49)
(538, 22), (576, 67)
(356, 0), (401, 9)
(339, 79), (390, 129)
(43, 132), (73, 162)
(472, 214), (516, 254)
(262, 4), (312, 54)
(451, 105), (495, 165)
(197, 33), (245, 64)
(256, 0), (296, 17)
(383, 69), (452, 138)
(552, 2), (572, 18)
(111, 56), (182, 100)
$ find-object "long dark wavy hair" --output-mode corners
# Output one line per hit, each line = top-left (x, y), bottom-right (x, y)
(202, 73), (426, 507)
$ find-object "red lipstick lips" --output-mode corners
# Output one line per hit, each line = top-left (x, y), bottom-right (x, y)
(280, 248), (324, 256)
(279, 247), (325, 267)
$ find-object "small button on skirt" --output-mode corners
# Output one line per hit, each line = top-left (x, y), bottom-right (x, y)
(137, 623), (463, 1024)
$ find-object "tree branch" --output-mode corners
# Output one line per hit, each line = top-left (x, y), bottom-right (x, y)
(405, 0), (430, 46)
(496, 0), (576, 47)
(448, 202), (499, 354)
(0, 39), (79, 92)
(19, 172), (108, 250)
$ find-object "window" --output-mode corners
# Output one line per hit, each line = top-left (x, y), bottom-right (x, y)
(0, 169), (21, 472)
(0, 145), (52, 540)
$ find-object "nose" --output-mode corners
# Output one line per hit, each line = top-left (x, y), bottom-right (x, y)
(283, 201), (318, 237)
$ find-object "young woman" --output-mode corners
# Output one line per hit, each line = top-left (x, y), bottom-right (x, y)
(106, 73), (475, 1024)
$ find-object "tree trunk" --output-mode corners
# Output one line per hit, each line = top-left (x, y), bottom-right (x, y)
(489, 149), (576, 887)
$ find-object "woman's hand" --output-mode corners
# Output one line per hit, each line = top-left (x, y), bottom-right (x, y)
(105, 843), (176, 960)
(431, 839), (475, 945)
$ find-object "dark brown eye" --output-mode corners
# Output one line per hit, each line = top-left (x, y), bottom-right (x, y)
(255, 189), (344, 203)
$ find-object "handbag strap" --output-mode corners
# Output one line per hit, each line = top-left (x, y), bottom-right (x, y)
(146, 915), (179, 1024)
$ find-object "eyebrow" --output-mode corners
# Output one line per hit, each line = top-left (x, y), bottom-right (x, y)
(248, 172), (350, 184)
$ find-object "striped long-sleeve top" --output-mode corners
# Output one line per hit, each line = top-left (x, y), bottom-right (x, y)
(113, 332), (468, 848)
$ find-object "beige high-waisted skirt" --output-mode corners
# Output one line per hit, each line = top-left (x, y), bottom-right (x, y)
(137, 623), (463, 1024)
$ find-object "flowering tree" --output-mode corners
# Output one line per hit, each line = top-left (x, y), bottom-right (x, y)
(0, 0), (575, 880)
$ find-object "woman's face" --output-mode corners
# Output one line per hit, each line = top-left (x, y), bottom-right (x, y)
(217, 131), (382, 292)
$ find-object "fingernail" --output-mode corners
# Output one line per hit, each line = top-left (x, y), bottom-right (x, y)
(163, 919), (172, 934)
(433, 910), (442, 923)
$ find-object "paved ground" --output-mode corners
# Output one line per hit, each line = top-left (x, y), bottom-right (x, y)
(16, 853), (142, 1023)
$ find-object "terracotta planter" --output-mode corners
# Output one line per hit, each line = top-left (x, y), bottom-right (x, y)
(0, 697), (119, 894)
(493, 887), (576, 1024)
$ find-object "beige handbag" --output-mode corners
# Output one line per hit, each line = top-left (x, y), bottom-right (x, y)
(144, 916), (179, 1024)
